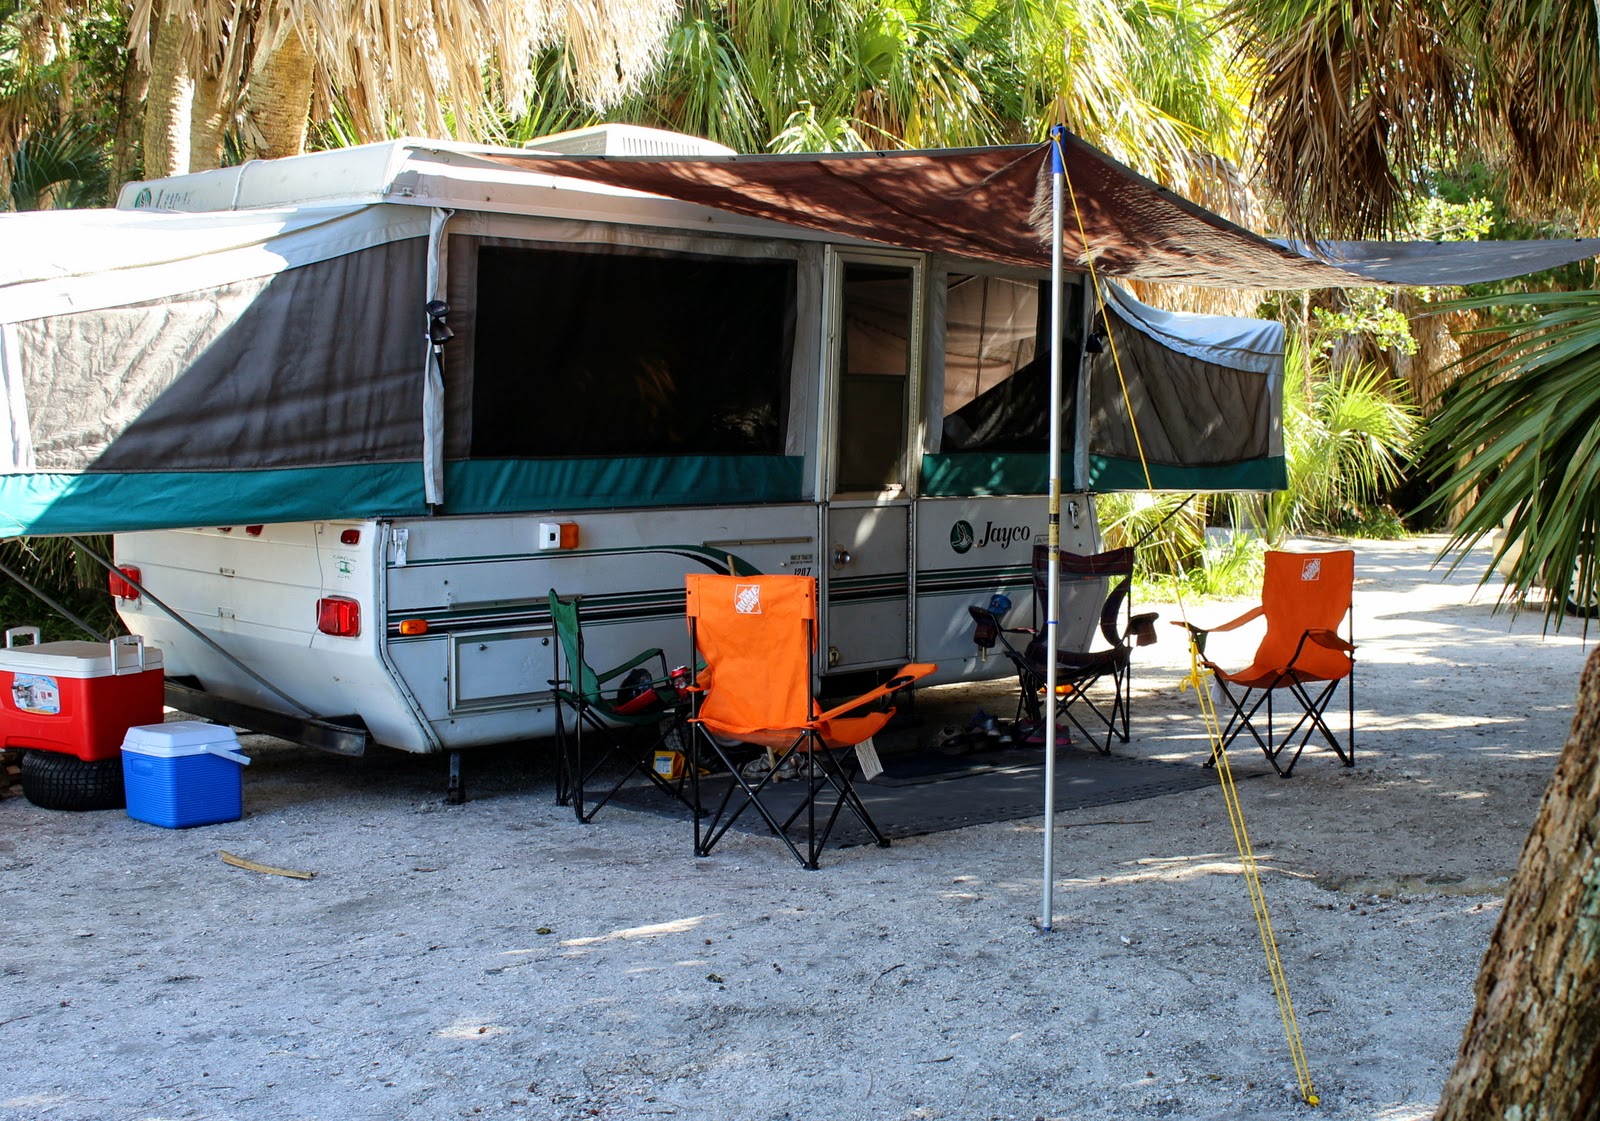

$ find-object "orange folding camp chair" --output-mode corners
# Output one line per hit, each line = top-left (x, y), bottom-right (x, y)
(683, 573), (935, 869)
(1179, 549), (1356, 777)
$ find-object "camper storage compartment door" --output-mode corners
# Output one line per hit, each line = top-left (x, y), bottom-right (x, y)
(448, 626), (552, 714)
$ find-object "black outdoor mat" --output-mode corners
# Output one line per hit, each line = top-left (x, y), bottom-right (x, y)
(608, 747), (1242, 848)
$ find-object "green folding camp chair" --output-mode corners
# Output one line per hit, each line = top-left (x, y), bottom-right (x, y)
(548, 590), (693, 822)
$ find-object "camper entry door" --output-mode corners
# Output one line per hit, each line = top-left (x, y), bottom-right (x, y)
(820, 250), (921, 671)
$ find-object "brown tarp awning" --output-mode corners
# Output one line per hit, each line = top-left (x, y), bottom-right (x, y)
(476, 133), (1368, 289)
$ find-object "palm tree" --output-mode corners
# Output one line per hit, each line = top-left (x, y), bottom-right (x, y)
(1227, 0), (1600, 604)
(1426, 290), (1600, 621)
(1236, 337), (1419, 544)
(1230, 0), (1600, 240)
(5, 116), (107, 208)
(129, 0), (680, 177)
(600, 0), (1253, 198)
(0, 0), (127, 206)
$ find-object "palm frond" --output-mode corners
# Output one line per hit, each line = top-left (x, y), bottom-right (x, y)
(1469, 0), (1600, 225)
(5, 116), (108, 209)
(1426, 289), (1600, 629)
(1235, 338), (1418, 542)
(1232, 0), (1465, 237)
(130, 0), (676, 149)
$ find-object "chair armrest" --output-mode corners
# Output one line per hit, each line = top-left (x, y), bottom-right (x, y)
(1171, 604), (1263, 651)
(1304, 628), (1355, 654)
(969, 607), (1034, 644)
(815, 662), (937, 723)
(593, 647), (667, 686)
(1126, 611), (1159, 646)
(1196, 604), (1266, 634)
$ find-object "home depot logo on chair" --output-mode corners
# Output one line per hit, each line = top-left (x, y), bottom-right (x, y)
(1301, 558), (1322, 581)
(735, 584), (762, 613)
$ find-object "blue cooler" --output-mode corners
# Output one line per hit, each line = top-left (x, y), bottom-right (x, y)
(121, 721), (251, 828)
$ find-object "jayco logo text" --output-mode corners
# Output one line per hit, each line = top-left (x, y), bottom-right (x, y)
(977, 522), (1033, 549)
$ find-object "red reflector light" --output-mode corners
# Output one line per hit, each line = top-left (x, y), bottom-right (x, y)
(108, 566), (141, 600)
(316, 596), (361, 637)
(245, 525), (264, 536)
(339, 528), (361, 545)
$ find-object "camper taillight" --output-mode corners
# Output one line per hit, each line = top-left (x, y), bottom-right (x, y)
(109, 566), (141, 600)
(316, 596), (361, 637)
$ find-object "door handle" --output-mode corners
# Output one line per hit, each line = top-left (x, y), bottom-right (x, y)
(833, 548), (852, 567)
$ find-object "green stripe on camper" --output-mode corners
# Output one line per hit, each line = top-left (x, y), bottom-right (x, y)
(0, 464), (426, 536)
(920, 453), (1052, 497)
(442, 456), (805, 513)
(1087, 455), (1287, 493)
(921, 452), (1288, 495)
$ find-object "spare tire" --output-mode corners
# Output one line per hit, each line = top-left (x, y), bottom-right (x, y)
(19, 750), (125, 811)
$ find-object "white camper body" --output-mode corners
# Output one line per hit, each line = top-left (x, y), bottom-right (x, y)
(103, 132), (1112, 754)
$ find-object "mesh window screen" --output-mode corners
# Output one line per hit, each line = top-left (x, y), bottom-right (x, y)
(471, 246), (795, 458)
(940, 278), (1081, 453)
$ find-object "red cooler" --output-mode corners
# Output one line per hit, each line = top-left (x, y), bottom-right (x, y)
(0, 628), (165, 761)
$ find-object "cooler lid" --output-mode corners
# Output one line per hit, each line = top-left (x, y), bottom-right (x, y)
(0, 637), (163, 678)
(122, 719), (239, 756)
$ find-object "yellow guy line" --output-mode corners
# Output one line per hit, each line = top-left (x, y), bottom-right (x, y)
(1051, 132), (1318, 1107)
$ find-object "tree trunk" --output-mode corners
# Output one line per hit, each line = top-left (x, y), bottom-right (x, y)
(189, 65), (229, 171)
(1435, 646), (1600, 1120)
(142, 7), (193, 178)
(238, 25), (315, 160)
(109, 44), (152, 190)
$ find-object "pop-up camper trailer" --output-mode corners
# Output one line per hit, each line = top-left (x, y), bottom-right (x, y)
(4, 126), (1593, 759)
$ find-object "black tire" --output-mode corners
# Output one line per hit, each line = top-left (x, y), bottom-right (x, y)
(1566, 591), (1600, 619)
(19, 750), (126, 811)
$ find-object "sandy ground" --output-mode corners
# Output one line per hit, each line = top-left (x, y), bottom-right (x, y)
(1, 535), (1591, 1121)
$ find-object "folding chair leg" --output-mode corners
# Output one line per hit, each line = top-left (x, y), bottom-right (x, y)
(1206, 680), (1286, 775)
(691, 729), (884, 870)
(558, 708), (698, 824)
(1055, 668), (1128, 756)
(777, 747), (888, 862)
(554, 704), (575, 808)
(692, 730), (818, 867)
(1287, 678), (1354, 769)
(1207, 675), (1353, 778)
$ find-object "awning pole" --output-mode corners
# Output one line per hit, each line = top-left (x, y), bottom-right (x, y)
(0, 553), (107, 641)
(1042, 126), (1066, 932)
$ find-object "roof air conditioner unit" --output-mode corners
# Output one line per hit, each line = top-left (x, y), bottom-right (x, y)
(521, 124), (735, 157)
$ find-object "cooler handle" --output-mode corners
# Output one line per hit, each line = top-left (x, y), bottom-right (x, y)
(205, 743), (252, 766)
(109, 634), (148, 675)
(4, 626), (40, 648)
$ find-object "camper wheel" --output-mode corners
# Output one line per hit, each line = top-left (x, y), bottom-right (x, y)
(19, 750), (126, 811)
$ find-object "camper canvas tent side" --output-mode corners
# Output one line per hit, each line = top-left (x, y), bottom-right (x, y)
(3, 131), (1301, 755)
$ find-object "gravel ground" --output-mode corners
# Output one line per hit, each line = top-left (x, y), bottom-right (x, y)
(0, 535), (1589, 1121)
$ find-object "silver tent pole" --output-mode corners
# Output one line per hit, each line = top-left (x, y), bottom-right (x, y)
(1042, 126), (1066, 931)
